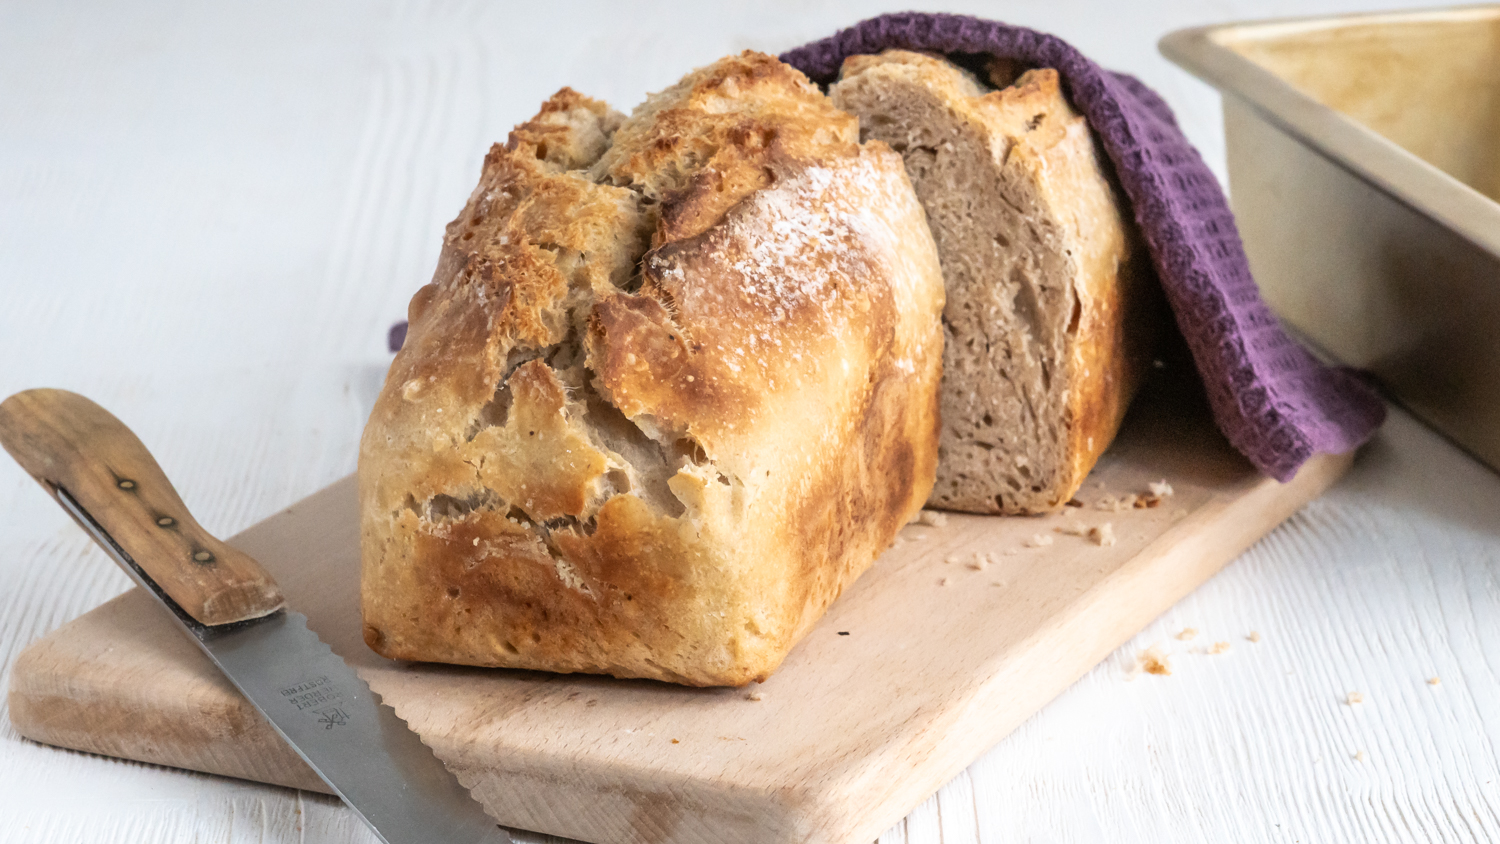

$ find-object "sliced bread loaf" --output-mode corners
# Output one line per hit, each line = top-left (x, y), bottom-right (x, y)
(832, 51), (1158, 514)
(359, 53), (945, 686)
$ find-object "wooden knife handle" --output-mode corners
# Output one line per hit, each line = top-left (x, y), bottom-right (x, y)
(0, 389), (284, 626)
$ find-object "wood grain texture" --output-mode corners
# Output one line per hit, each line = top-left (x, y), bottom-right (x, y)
(0, 389), (285, 625)
(8, 380), (1350, 844)
(0, 0), (1490, 842)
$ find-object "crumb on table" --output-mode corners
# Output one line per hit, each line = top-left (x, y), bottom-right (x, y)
(1345, 691), (1364, 705)
(1131, 644), (1172, 678)
(1428, 676), (1441, 686)
(1175, 627), (1198, 641)
(1353, 750), (1367, 762)
(1208, 641), (1231, 655)
(1247, 631), (1262, 643)
(747, 691), (765, 702)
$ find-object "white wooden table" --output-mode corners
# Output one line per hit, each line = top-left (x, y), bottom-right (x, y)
(2, 1), (1495, 841)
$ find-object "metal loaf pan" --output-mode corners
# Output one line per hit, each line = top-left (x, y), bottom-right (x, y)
(1161, 7), (1500, 471)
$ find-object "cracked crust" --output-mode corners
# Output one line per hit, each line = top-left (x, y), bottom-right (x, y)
(832, 51), (1159, 514)
(358, 53), (944, 686)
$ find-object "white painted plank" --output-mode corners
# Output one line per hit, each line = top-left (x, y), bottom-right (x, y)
(902, 792), (943, 844)
(934, 770), (980, 844)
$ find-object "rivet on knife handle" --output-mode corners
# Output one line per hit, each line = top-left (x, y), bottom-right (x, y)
(0, 388), (284, 625)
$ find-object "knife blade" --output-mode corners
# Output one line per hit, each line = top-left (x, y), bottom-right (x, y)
(0, 389), (512, 844)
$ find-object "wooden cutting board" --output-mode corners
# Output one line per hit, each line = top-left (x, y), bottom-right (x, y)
(6, 379), (1352, 844)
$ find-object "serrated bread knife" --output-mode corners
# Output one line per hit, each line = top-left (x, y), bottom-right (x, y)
(0, 389), (512, 844)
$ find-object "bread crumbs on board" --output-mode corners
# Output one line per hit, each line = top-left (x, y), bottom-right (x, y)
(1053, 508), (1117, 544)
(1345, 691), (1364, 705)
(1353, 750), (1367, 762)
(1207, 641), (1231, 655)
(916, 509), (949, 528)
(747, 691), (765, 702)
(1025, 533), (1054, 548)
(1089, 523), (1116, 546)
(1247, 630), (1262, 643)
(1175, 627), (1198, 641)
(1096, 481), (1175, 511)
(1428, 676), (1441, 686)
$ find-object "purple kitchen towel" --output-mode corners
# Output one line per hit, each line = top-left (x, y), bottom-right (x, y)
(781, 12), (1385, 482)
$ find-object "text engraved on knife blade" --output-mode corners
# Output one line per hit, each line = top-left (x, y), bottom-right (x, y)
(280, 675), (353, 729)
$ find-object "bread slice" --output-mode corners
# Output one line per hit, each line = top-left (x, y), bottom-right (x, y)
(358, 53), (945, 686)
(832, 51), (1156, 514)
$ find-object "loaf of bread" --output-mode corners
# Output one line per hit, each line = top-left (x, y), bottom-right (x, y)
(831, 51), (1156, 514)
(358, 52), (945, 686)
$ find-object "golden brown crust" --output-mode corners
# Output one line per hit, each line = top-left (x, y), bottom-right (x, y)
(359, 54), (944, 687)
(592, 52), (861, 250)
